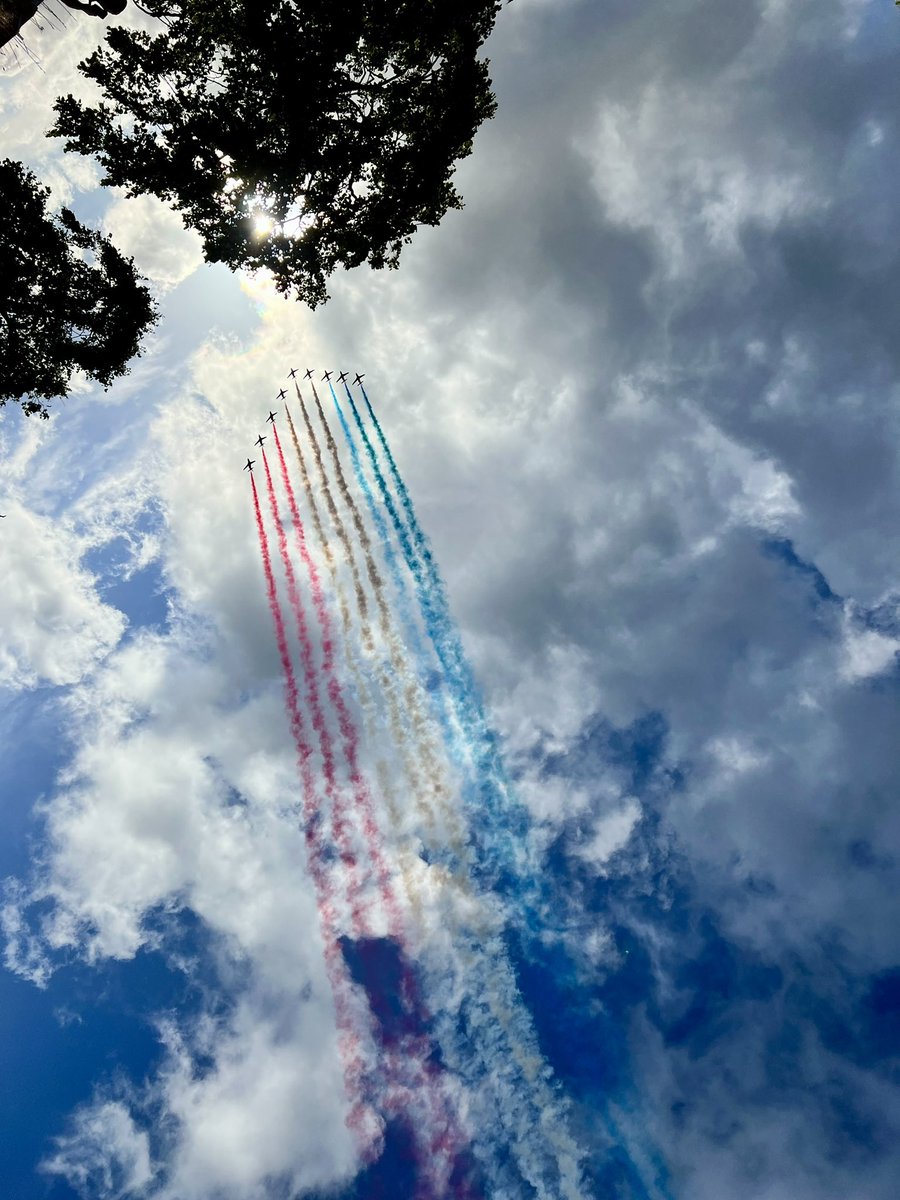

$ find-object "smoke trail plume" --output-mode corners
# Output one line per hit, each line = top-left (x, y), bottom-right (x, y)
(269, 431), (405, 937)
(353, 387), (667, 1198)
(261, 449), (369, 933)
(326, 386), (587, 1197)
(295, 386), (458, 852)
(285, 403), (429, 929)
(249, 472), (379, 1156)
(271, 427), (470, 1195)
(341, 382), (534, 893)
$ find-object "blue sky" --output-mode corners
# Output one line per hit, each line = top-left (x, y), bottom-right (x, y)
(3, 1), (900, 1197)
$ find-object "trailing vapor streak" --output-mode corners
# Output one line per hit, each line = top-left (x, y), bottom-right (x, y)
(286, 410), (537, 1181)
(330, 384), (587, 1198)
(270, 429), (406, 937)
(352, 388), (630, 1196)
(284, 406), (423, 919)
(315, 382), (468, 852)
(272, 427), (468, 1196)
(290, 392), (434, 842)
(261, 449), (369, 934)
(289, 390), (375, 657)
(295, 388), (561, 1186)
(289, 390), (429, 815)
(295, 385), (455, 850)
(342, 382), (534, 890)
(249, 473), (377, 1157)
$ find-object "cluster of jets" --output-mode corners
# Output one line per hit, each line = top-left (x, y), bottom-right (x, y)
(243, 369), (365, 472)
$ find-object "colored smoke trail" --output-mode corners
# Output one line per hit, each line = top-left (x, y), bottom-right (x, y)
(259, 384), (589, 1196)
(290, 388), (376, 658)
(316, 382), (469, 852)
(289, 394), (550, 1189)
(261, 448), (368, 934)
(249, 473), (377, 1156)
(316, 387), (586, 1197)
(291, 390), (429, 825)
(271, 426), (471, 1196)
(350, 390), (667, 1198)
(289, 400), (528, 1180)
(271, 428), (406, 938)
(343, 382), (534, 893)
(285, 405), (422, 904)
(290, 388), (427, 811)
(297, 385), (455, 851)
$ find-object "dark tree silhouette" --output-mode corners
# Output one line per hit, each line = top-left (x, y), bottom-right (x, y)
(51, 0), (502, 307)
(0, 1), (40, 50)
(59, 0), (128, 17)
(0, 159), (157, 417)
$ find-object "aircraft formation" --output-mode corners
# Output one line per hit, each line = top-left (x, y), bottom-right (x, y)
(242, 368), (594, 1198)
(243, 370), (364, 471)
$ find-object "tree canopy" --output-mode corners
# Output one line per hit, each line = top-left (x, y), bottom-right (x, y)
(0, 158), (157, 417)
(51, 0), (503, 307)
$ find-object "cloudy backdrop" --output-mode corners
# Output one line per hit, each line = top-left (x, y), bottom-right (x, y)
(3, 1), (900, 1197)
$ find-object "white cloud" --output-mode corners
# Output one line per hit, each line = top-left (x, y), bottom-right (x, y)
(0, 12), (107, 202)
(839, 620), (900, 683)
(150, 999), (356, 1200)
(5, 0), (900, 1197)
(103, 195), (204, 292)
(574, 798), (642, 871)
(0, 501), (125, 690)
(42, 1101), (153, 1200)
(582, 80), (824, 278)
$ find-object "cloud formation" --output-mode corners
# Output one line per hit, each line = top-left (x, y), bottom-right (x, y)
(4, 1), (900, 1197)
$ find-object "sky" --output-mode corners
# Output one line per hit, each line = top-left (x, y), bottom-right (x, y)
(2, 1), (900, 1197)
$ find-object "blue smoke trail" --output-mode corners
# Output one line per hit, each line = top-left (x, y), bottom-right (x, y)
(339, 381), (534, 904)
(358, 380), (453, 636)
(325, 383), (593, 1195)
(329, 382), (521, 887)
(341, 381), (673, 1200)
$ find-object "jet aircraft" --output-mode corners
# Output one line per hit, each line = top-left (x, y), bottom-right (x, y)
(322, 370), (333, 382)
(266, 411), (277, 424)
(353, 373), (365, 385)
(277, 388), (287, 400)
(304, 368), (315, 380)
(255, 435), (266, 448)
(338, 371), (349, 384)
(244, 458), (255, 472)
(288, 368), (298, 379)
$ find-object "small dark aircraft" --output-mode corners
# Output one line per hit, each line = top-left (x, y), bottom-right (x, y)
(353, 373), (365, 386)
(322, 370), (333, 382)
(338, 371), (349, 384)
(277, 388), (287, 400)
(288, 368), (298, 379)
(304, 368), (315, 380)
(266, 411), (277, 424)
(244, 458), (255, 472)
(255, 435), (266, 448)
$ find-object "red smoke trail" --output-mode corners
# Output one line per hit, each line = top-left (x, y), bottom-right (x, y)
(272, 424), (472, 1197)
(250, 473), (377, 1155)
(260, 449), (371, 935)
